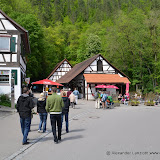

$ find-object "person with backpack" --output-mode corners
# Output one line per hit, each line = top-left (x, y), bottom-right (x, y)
(101, 92), (108, 109)
(61, 92), (70, 133)
(106, 95), (113, 106)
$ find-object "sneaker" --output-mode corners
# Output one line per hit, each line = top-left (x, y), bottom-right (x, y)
(22, 142), (30, 145)
(38, 130), (41, 133)
(43, 130), (48, 133)
(54, 140), (58, 144)
(66, 130), (69, 133)
(58, 137), (61, 141)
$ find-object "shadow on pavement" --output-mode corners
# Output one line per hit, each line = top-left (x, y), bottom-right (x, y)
(40, 134), (83, 142)
(61, 129), (85, 135)
(69, 129), (85, 133)
(62, 135), (83, 141)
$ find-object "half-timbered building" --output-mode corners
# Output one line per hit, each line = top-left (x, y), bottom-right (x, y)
(47, 59), (72, 82)
(57, 54), (130, 100)
(0, 10), (30, 102)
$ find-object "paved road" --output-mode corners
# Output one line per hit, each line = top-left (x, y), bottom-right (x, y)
(1, 101), (160, 160)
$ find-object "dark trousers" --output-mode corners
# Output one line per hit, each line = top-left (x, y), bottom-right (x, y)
(61, 113), (69, 132)
(70, 102), (75, 108)
(20, 117), (31, 143)
(50, 114), (61, 142)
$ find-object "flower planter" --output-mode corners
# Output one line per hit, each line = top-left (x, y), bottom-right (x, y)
(144, 102), (154, 106)
(130, 101), (139, 106)
(113, 102), (120, 107)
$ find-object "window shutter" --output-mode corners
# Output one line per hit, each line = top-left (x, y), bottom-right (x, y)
(10, 37), (16, 52)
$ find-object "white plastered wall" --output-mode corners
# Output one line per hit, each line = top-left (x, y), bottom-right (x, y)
(0, 67), (21, 103)
(85, 80), (95, 100)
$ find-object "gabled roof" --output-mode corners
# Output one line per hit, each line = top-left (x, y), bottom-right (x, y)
(0, 10), (30, 53)
(47, 59), (72, 79)
(84, 74), (130, 84)
(57, 54), (99, 83)
(57, 54), (129, 84)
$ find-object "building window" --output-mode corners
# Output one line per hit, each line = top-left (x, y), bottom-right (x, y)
(0, 35), (16, 52)
(0, 70), (9, 84)
(97, 60), (103, 71)
(0, 37), (10, 52)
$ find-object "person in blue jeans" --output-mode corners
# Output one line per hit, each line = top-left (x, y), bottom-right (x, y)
(37, 93), (47, 133)
(61, 92), (70, 133)
(16, 87), (34, 145)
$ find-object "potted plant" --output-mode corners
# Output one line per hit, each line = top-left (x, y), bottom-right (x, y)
(144, 101), (154, 106)
(144, 92), (155, 106)
(112, 94), (120, 107)
(113, 101), (120, 107)
(129, 100), (140, 106)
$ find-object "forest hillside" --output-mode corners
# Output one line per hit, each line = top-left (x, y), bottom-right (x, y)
(1, 0), (160, 93)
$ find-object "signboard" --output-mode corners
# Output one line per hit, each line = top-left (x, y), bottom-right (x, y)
(0, 70), (9, 75)
(25, 78), (30, 84)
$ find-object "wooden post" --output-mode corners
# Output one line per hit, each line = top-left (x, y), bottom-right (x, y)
(121, 85), (122, 95)
(83, 76), (85, 99)
(87, 84), (88, 101)
(11, 78), (15, 109)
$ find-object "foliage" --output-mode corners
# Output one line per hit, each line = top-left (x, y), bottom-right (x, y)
(144, 92), (155, 102)
(1, 0), (160, 93)
(130, 100), (140, 106)
(0, 94), (11, 107)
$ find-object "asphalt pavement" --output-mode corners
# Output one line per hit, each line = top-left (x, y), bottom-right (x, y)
(1, 100), (160, 160)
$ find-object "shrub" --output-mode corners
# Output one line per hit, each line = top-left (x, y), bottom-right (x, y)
(0, 94), (11, 107)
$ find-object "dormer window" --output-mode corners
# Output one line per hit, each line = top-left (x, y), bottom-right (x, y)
(97, 60), (103, 71)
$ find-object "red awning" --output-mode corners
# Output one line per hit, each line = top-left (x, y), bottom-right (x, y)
(84, 74), (130, 84)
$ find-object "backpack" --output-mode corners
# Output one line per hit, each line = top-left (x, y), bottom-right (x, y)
(102, 94), (107, 102)
(107, 96), (113, 102)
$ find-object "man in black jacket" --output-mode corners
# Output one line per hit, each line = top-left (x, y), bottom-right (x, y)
(61, 92), (70, 133)
(16, 87), (34, 145)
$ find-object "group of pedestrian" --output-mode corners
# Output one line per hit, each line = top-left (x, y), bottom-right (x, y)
(118, 93), (129, 105)
(95, 90), (113, 109)
(16, 87), (79, 145)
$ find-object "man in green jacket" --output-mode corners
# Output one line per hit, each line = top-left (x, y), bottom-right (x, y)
(46, 87), (64, 143)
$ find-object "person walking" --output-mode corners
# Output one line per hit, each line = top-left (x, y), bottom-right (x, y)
(16, 87), (34, 145)
(67, 88), (72, 97)
(73, 88), (79, 104)
(37, 93), (47, 133)
(69, 92), (76, 108)
(46, 87), (64, 144)
(101, 92), (107, 109)
(61, 92), (70, 133)
(95, 91), (101, 109)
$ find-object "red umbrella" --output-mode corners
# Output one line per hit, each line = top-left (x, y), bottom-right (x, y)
(106, 85), (119, 89)
(32, 79), (63, 86)
(95, 85), (108, 88)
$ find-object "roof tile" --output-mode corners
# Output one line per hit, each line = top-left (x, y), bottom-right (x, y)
(84, 74), (130, 84)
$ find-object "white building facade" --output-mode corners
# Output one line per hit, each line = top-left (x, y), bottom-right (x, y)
(47, 59), (72, 82)
(0, 10), (30, 103)
(57, 54), (130, 100)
